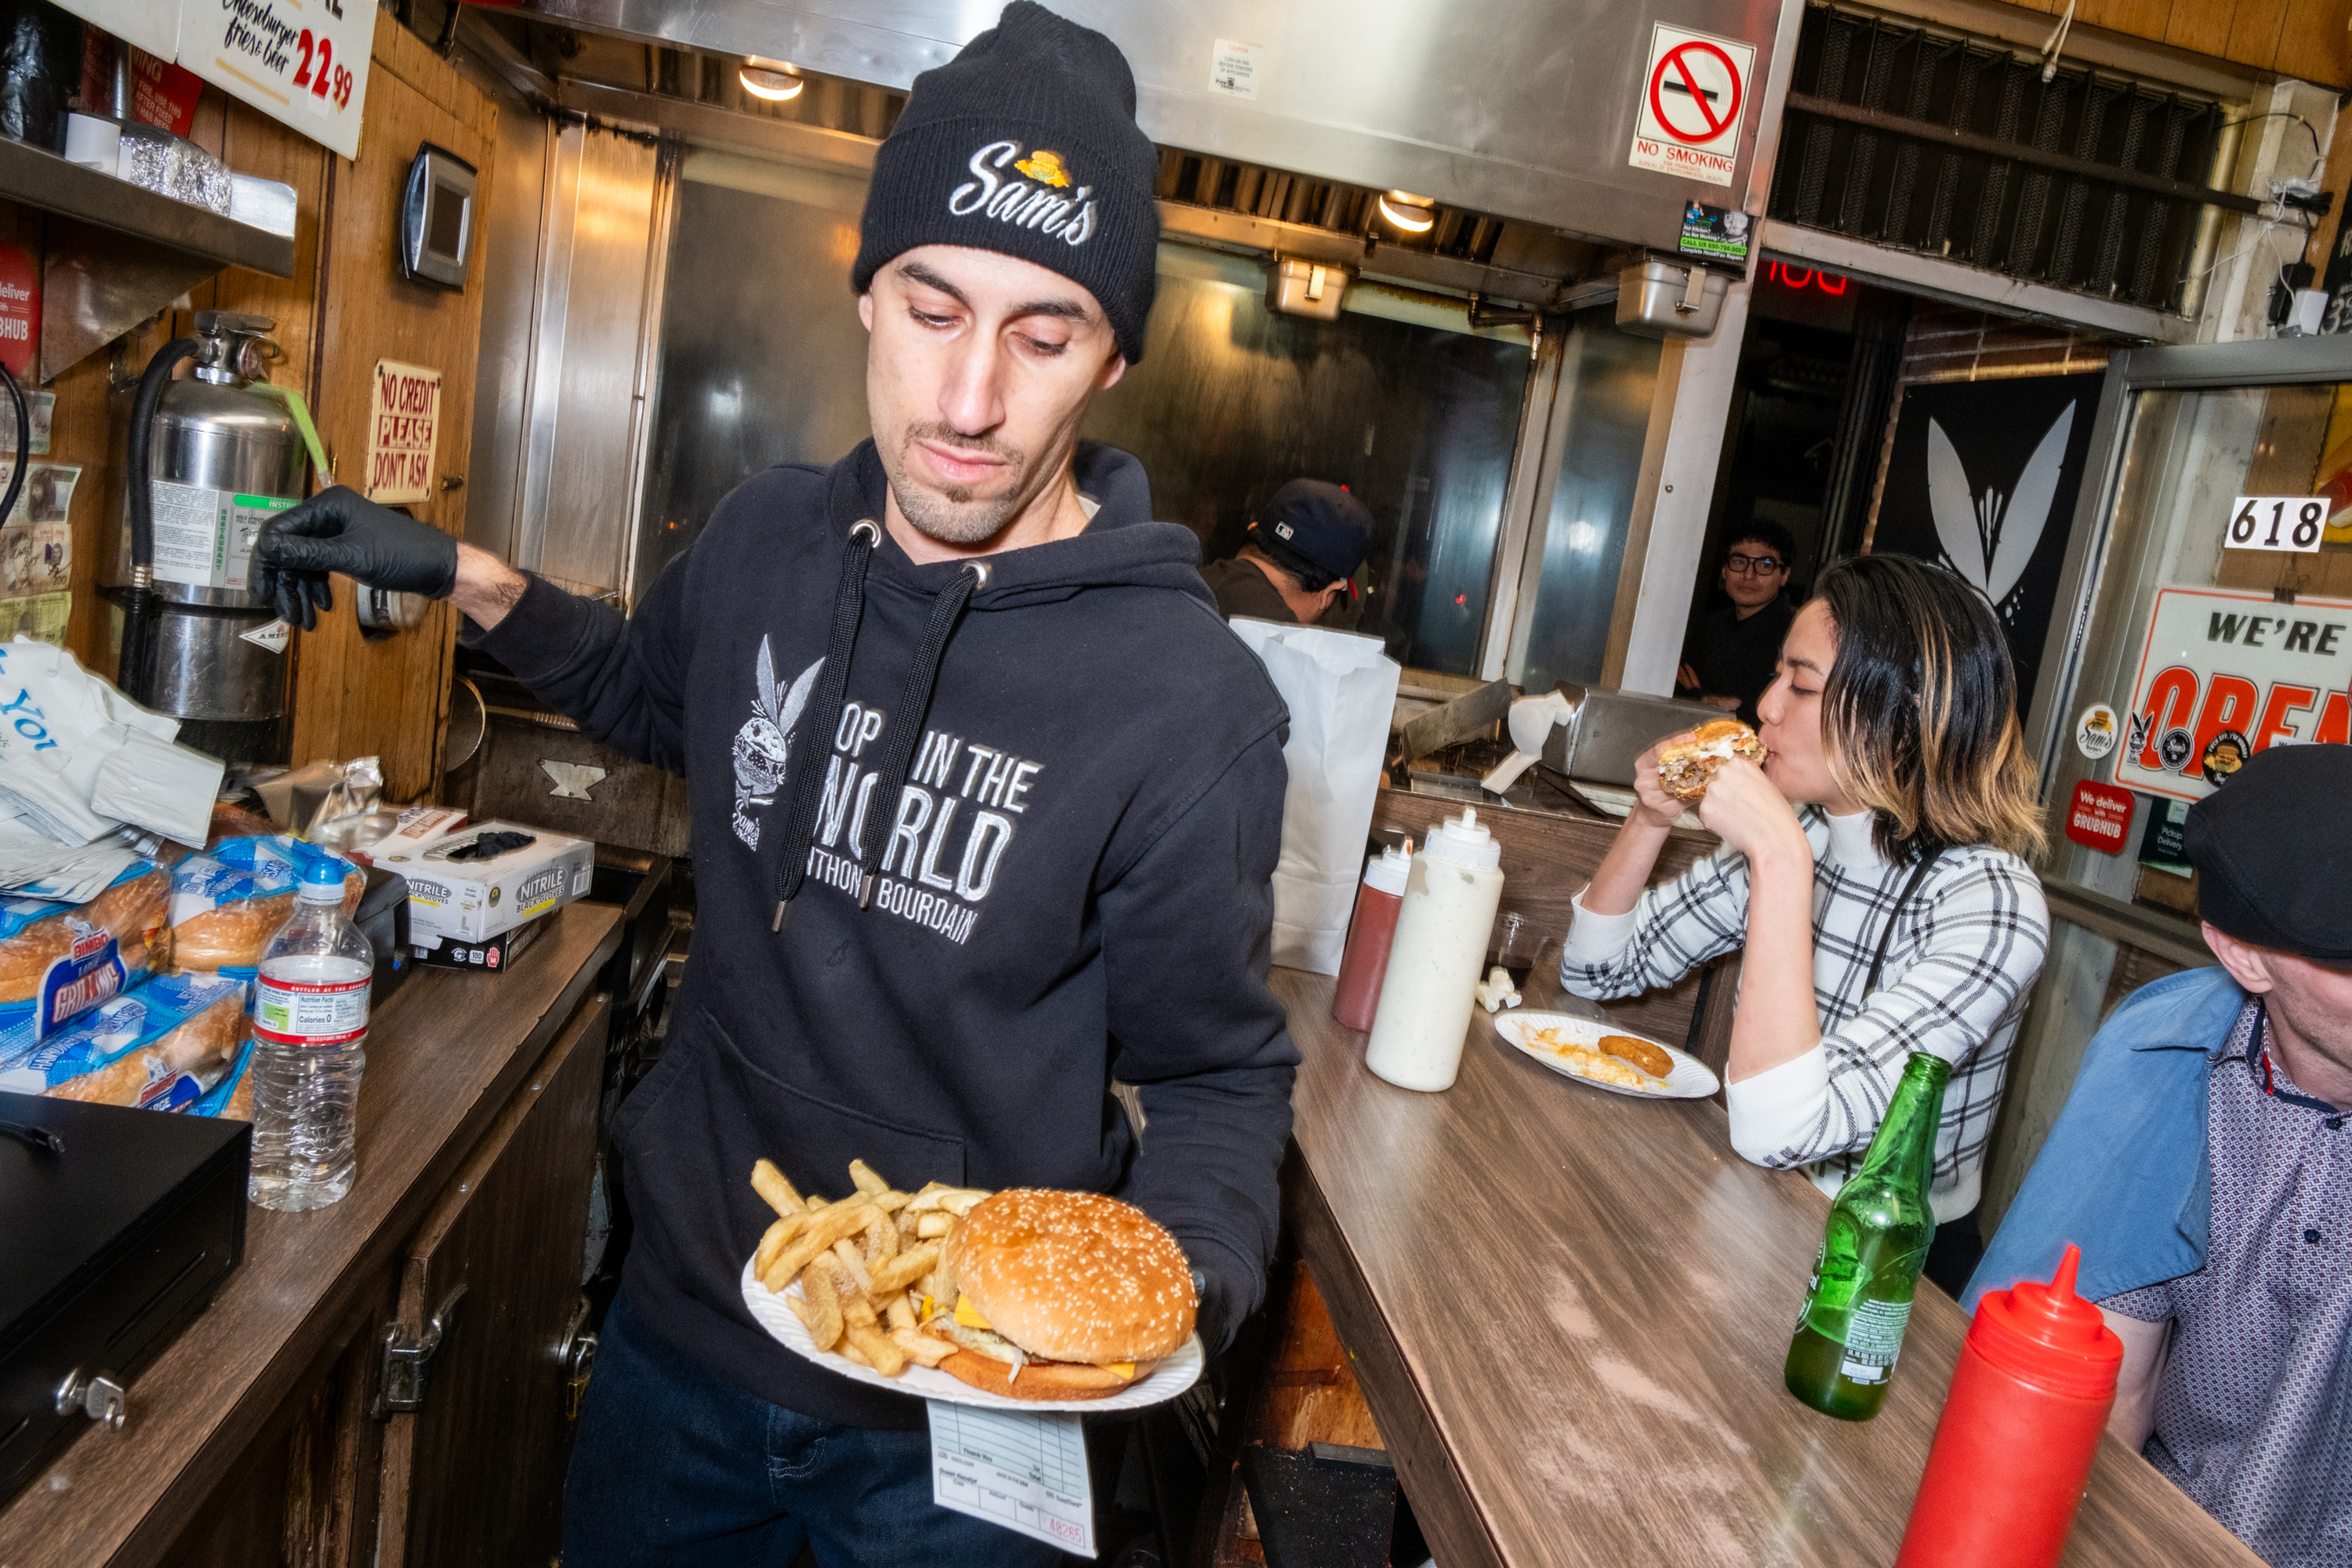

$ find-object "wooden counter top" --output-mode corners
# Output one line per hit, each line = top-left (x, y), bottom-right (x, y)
(0, 903), (623, 1568)
(1276, 964), (2260, 1568)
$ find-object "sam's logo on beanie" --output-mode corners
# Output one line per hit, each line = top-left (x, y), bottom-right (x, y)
(949, 140), (1097, 246)
(1014, 149), (1069, 186)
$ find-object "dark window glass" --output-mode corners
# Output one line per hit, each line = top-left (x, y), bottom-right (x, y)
(637, 172), (1532, 674)
(635, 165), (872, 601)
(1083, 249), (1533, 675)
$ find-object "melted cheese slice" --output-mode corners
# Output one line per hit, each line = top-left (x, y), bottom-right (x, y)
(953, 1295), (1138, 1377)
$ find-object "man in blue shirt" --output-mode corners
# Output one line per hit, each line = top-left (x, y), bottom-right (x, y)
(1970, 743), (2351, 1568)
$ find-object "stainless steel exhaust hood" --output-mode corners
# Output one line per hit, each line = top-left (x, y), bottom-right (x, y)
(520, 0), (1797, 255)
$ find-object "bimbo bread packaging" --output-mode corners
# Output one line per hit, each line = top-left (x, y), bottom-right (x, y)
(0, 859), (170, 1036)
(0, 971), (250, 1111)
(388, 822), (593, 943)
(168, 835), (364, 975)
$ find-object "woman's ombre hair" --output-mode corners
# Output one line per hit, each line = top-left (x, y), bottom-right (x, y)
(1814, 554), (2045, 863)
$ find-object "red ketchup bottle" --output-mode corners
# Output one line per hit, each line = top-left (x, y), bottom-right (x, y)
(1332, 842), (1412, 1031)
(1894, 1244), (2123, 1568)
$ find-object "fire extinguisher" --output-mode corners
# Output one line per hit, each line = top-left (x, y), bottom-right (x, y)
(119, 312), (310, 764)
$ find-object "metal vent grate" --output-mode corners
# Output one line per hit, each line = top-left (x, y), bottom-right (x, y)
(1155, 150), (1508, 264)
(1768, 5), (2248, 314)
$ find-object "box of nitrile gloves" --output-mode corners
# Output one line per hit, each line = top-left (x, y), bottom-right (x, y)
(412, 913), (545, 971)
(388, 823), (593, 944)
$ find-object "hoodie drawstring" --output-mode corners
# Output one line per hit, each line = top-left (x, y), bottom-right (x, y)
(768, 525), (985, 928)
(851, 559), (987, 908)
(770, 521), (879, 930)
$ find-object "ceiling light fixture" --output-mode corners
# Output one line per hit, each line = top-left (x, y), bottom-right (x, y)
(739, 57), (805, 101)
(1377, 190), (1436, 234)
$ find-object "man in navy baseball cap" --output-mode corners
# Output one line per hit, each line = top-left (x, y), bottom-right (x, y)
(1203, 478), (1376, 628)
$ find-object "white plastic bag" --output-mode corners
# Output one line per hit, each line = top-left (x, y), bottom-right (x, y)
(1225, 619), (1401, 975)
(0, 637), (223, 847)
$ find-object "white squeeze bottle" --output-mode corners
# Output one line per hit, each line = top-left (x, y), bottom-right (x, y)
(250, 856), (373, 1211)
(1363, 808), (1504, 1092)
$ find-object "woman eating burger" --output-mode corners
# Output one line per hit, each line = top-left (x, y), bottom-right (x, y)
(1560, 554), (2049, 1294)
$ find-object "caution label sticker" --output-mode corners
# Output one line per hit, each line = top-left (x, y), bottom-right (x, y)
(1630, 24), (1756, 188)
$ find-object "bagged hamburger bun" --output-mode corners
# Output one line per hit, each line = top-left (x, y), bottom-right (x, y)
(929, 1189), (1196, 1401)
(1656, 719), (1767, 804)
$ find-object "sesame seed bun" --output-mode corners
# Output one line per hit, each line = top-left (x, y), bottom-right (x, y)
(947, 1189), (1197, 1367)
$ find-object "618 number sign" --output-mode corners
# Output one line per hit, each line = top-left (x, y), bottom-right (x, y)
(2227, 496), (2328, 554)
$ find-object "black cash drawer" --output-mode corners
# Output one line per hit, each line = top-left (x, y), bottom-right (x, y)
(0, 1092), (249, 1504)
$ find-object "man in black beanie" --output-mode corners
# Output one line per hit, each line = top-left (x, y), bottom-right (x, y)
(1969, 743), (2352, 1566)
(251, 7), (1297, 1564)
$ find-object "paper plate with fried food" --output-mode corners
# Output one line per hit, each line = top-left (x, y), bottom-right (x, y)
(1494, 1012), (1719, 1099)
(737, 1157), (1205, 1413)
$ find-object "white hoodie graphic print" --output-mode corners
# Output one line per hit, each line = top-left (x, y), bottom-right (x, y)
(731, 637), (822, 849)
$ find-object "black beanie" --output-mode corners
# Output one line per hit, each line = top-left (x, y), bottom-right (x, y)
(2184, 741), (2352, 964)
(852, 2), (1160, 365)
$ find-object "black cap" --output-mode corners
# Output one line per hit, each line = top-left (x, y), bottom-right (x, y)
(851, 2), (1160, 365)
(2185, 742), (2352, 964)
(1250, 480), (1374, 581)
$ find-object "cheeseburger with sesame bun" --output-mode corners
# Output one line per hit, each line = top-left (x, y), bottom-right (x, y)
(924, 1189), (1197, 1400)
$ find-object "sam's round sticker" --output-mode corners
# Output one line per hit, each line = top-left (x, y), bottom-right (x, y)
(2075, 703), (2119, 760)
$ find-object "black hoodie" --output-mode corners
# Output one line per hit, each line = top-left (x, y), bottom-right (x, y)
(470, 441), (1298, 1428)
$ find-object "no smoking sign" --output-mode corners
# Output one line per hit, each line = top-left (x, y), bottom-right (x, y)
(1631, 24), (1756, 187)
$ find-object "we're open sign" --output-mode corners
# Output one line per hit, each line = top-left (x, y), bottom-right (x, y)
(365, 360), (441, 506)
(2114, 584), (2352, 804)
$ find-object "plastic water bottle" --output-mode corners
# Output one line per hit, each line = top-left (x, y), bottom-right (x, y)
(250, 856), (372, 1211)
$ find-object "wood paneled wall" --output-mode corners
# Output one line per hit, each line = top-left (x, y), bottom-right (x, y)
(282, 16), (497, 800)
(33, 10), (492, 804)
(2007, 0), (2352, 89)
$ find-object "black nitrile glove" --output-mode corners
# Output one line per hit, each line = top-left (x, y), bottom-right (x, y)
(252, 485), (459, 630)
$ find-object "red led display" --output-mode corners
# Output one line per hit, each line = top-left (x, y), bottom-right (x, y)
(1763, 261), (1848, 295)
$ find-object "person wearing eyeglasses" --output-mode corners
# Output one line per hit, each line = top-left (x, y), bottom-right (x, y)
(1677, 521), (1797, 728)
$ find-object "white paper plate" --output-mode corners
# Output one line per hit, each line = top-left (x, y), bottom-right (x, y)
(738, 1256), (1206, 1413)
(1495, 1011), (1720, 1099)
(1563, 781), (1705, 831)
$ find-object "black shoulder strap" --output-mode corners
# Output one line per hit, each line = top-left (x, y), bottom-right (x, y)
(1864, 849), (1944, 996)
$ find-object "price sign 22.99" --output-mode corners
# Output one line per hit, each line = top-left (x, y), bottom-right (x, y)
(2228, 495), (2328, 553)
(176, 0), (372, 161)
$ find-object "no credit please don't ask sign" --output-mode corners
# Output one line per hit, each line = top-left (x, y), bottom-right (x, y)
(366, 360), (441, 506)
(2115, 584), (2351, 805)
(1630, 24), (1755, 188)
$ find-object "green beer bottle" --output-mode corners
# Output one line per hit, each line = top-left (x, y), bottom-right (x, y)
(1783, 1051), (1950, 1421)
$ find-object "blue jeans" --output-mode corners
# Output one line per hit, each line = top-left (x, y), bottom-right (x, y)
(563, 1288), (1066, 1567)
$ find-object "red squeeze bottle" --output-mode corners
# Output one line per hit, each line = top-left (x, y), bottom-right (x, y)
(1894, 1245), (2124, 1568)
(1332, 843), (1412, 1031)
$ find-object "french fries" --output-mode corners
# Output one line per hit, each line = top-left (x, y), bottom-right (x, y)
(801, 1255), (847, 1350)
(746, 1159), (988, 1384)
(762, 1200), (887, 1291)
(869, 1243), (939, 1296)
(891, 1327), (956, 1367)
(752, 1159), (805, 1216)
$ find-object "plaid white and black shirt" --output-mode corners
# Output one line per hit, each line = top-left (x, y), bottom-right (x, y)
(1560, 807), (2049, 1221)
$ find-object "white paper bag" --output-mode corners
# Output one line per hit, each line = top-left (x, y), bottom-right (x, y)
(1226, 619), (1401, 975)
